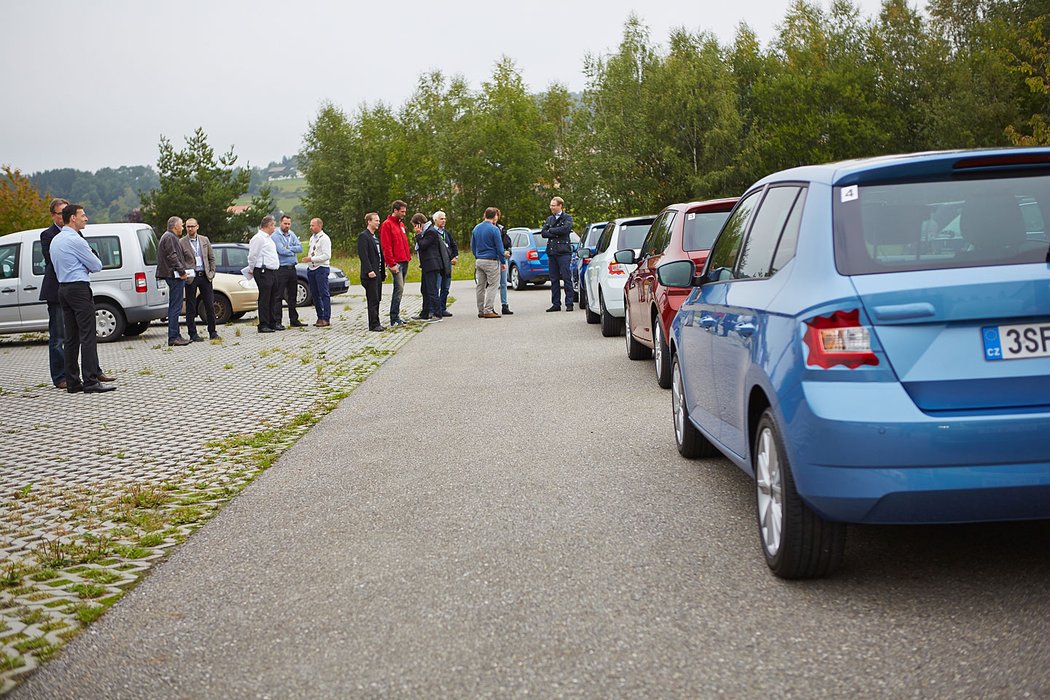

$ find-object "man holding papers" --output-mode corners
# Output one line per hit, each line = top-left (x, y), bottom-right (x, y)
(157, 216), (193, 347)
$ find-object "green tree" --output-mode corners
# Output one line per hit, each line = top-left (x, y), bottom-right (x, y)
(0, 165), (50, 234)
(140, 127), (274, 242)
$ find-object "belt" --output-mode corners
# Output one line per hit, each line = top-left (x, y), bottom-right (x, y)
(58, 281), (89, 286)
(280, 264), (295, 268)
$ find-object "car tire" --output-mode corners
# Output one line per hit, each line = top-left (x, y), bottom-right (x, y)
(625, 299), (652, 360)
(95, 301), (126, 343)
(509, 265), (526, 291)
(296, 280), (311, 307)
(599, 291), (623, 337)
(671, 354), (718, 458)
(754, 408), (846, 579)
(231, 311), (247, 320)
(201, 294), (233, 325)
(653, 313), (672, 389)
(123, 321), (150, 336)
(584, 288), (600, 324)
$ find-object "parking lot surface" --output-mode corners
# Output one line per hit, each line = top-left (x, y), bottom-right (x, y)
(8, 281), (1050, 698)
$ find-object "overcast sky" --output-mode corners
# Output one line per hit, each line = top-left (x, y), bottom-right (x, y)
(1, 0), (889, 174)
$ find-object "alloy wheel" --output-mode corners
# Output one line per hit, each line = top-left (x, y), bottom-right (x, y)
(672, 360), (686, 446)
(755, 426), (784, 557)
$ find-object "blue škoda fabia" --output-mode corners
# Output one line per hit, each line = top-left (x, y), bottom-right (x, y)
(657, 148), (1050, 579)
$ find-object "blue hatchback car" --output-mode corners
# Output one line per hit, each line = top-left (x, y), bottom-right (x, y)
(506, 227), (582, 292)
(658, 148), (1050, 579)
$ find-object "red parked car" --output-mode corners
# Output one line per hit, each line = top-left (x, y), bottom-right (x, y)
(619, 198), (738, 387)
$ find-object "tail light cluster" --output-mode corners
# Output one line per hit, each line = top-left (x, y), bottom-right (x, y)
(608, 261), (627, 275)
(134, 272), (147, 293)
(527, 249), (539, 261)
(803, 309), (878, 369)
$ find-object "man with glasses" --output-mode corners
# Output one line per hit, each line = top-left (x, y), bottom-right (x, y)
(180, 218), (220, 341)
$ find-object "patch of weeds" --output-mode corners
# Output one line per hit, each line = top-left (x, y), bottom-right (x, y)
(80, 569), (122, 585)
(234, 328), (242, 337)
(0, 653), (25, 673)
(151, 344), (163, 350)
(169, 506), (204, 525)
(112, 545), (150, 560)
(119, 483), (170, 509)
(45, 579), (73, 588)
(39, 619), (67, 633)
(99, 593), (124, 607)
(116, 451), (126, 459)
(8, 585), (34, 596)
(138, 532), (164, 547)
(126, 510), (168, 532)
(13, 637), (53, 654)
(223, 363), (234, 370)
(69, 602), (105, 624)
(15, 483), (32, 499)
(43, 600), (67, 609)
(1, 561), (31, 588)
(25, 592), (54, 602)
(18, 608), (48, 625)
(137, 367), (154, 376)
(67, 582), (108, 599)
(28, 569), (58, 582)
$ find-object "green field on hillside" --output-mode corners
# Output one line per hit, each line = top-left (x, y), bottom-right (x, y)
(237, 177), (306, 215)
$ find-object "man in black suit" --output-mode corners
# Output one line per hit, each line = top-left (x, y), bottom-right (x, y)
(357, 212), (386, 331)
(39, 198), (70, 388)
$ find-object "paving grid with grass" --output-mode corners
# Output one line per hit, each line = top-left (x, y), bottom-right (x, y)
(0, 293), (427, 694)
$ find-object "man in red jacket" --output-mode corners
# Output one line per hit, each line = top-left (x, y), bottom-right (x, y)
(379, 199), (411, 326)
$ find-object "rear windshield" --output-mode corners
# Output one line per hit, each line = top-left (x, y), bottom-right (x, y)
(617, 221), (655, 249)
(834, 174), (1050, 274)
(137, 227), (158, 266)
(683, 211), (732, 251)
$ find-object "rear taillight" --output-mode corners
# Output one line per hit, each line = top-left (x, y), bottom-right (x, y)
(608, 261), (626, 275)
(527, 249), (539, 261)
(803, 309), (878, 369)
(582, 257), (591, 264)
(135, 272), (147, 293)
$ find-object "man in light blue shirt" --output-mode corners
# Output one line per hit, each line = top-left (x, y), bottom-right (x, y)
(51, 204), (115, 394)
(273, 214), (305, 327)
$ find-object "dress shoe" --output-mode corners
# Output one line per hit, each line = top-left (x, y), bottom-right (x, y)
(168, 337), (191, 346)
(369, 326), (386, 332)
(441, 311), (453, 317)
(66, 383), (84, 394)
(96, 372), (116, 382)
(501, 305), (514, 315)
(273, 324), (286, 331)
(566, 305), (574, 311)
(318, 320), (331, 327)
(480, 312), (501, 318)
(290, 321), (307, 327)
(413, 314), (430, 321)
(259, 327), (275, 333)
(189, 335), (205, 342)
(313, 320), (324, 327)
(209, 333), (221, 340)
(84, 383), (116, 394)
(545, 305), (561, 312)
(55, 379), (67, 390)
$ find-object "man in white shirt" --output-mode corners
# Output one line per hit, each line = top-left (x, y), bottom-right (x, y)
(247, 215), (282, 333)
(303, 217), (333, 327)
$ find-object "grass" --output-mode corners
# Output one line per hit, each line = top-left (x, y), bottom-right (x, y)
(330, 250), (478, 284)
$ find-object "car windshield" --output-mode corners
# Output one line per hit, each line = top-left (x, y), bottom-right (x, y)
(683, 211), (732, 251)
(617, 221), (654, 249)
(834, 174), (1050, 274)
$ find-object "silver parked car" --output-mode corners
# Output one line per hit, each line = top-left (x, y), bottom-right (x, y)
(0, 223), (170, 341)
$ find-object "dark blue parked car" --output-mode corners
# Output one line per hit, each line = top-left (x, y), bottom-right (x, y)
(506, 227), (581, 292)
(658, 148), (1050, 579)
(212, 243), (349, 306)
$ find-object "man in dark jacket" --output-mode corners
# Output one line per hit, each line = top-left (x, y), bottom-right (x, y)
(431, 211), (458, 317)
(357, 212), (386, 331)
(39, 198), (70, 387)
(540, 196), (575, 311)
(156, 216), (192, 346)
(414, 213), (442, 322)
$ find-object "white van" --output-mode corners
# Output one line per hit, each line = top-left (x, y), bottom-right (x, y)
(0, 223), (170, 341)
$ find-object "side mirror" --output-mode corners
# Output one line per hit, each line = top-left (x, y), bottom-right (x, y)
(656, 259), (697, 288)
(579, 247), (593, 259)
(613, 249), (637, 265)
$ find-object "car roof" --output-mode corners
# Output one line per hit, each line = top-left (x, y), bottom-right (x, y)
(212, 242), (248, 247)
(663, 198), (738, 214)
(1, 222), (152, 243)
(609, 215), (657, 226)
(752, 147), (1050, 188)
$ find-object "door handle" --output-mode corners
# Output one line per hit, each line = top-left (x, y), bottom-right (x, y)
(0, 288), (15, 294)
(23, 285), (38, 291)
(735, 322), (756, 337)
(699, 316), (718, 329)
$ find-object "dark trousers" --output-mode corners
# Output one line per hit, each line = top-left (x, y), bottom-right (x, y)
(186, 273), (216, 337)
(438, 272), (451, 314)
(278, 265), (299, 324)
(255, 267), (278, 329)
(47, 301), (65, 384)
(421, 270), (440, 318)
(549, 252), (574, 306)
(166, 278), (185, 340)
(58, 282), (100, 388)
(308, 266), (331, 321)
(362, 276), (382, 329)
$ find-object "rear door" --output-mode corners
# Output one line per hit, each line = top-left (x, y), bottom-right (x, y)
(0, 239), (22, 329)
(135, 227), (167, 307)
(837, 173), (1050, 412)
(19, 238), (48, 325)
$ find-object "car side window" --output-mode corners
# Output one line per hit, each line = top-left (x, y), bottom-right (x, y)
(640, 213), (667, 258)
(737, 186), (804, 279)
(770, 188), (807, 274)
(227, 247), (249, 268)
(86, 236), (122, 270)
(706, 190), (761, 280)
(596, 224), (614, 253)
(0, 244), (18, 280)
(31, 241), (45, 276)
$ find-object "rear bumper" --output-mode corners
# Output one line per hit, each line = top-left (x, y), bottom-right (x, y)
(600, 277), (627, 316)
(788, 381), (1050, 524)
(125, 303), (169, 323)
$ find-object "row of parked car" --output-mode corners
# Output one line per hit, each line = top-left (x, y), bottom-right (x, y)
(0, 227), (350, 341)
(558, 147), (1050, 579)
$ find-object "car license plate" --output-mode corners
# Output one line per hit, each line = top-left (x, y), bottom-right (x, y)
(982, 323), (1050, 361)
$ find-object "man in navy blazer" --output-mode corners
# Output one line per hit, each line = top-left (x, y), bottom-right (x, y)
(39, 198), (70, 388)
(540, 196), (575, 312)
